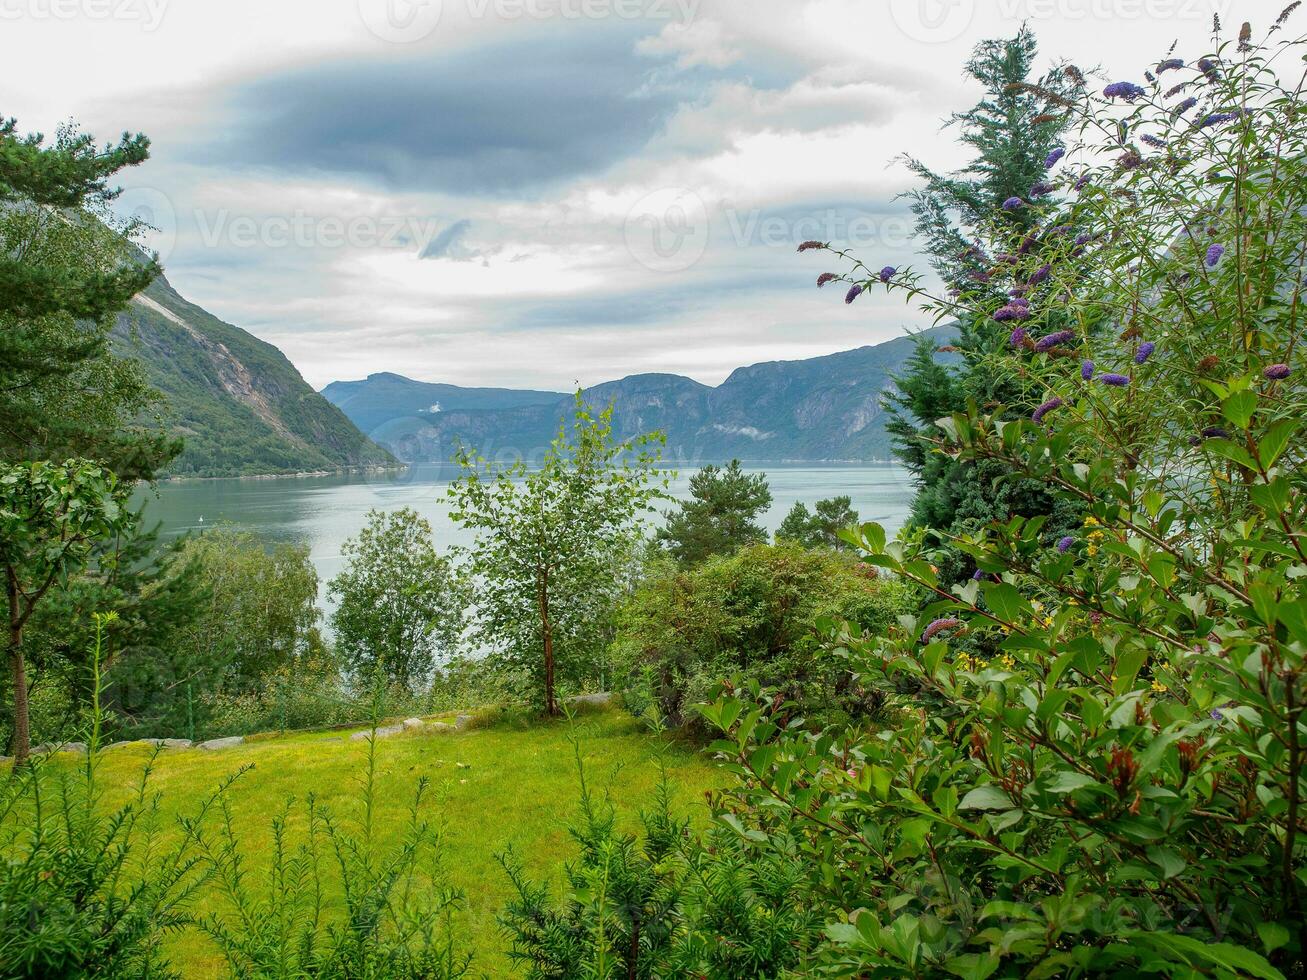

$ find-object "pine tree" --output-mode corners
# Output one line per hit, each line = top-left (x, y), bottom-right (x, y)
(0, 116), (177, 478)
(884, 28), (1077, 583)
(657, 460), (771, 566)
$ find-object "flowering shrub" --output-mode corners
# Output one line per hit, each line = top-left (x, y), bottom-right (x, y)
(705, 17), (1307, 977)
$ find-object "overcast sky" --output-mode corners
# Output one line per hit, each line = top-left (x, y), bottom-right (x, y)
(6, 0), (1255, 389)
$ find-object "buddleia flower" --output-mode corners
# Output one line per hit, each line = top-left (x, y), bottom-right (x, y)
(1173, 96), (1198, 115)
(1044, 146), (1066, 168)
(1157, 58), (1184, 71)
(1057, 536), (1075, 553)
(1002, 196), (1024, 211)
(1135, 341), (1155, 363)
(1263, 363), (1291, 380)
(1141, 134), (1168, 149)
(1029, 181), (1055, 197)
(1032, 396), (1063, 423)
(845, 284), (862, 304)
(816, 273), (837, 288)
(1029, 264), (1052, 286)
(1104, 81), (1146, 100)
(797, 240), (824, 252)
(1034, 329), (1075, 352)
(1081, 360), (1095, 380)
(1205, 244), (1225, 266)
(1201, 426), (1232, 439)
(994, 303), (1031, 322)
(878, 265), (896, 283)
(1074, 173), (1091, 191)
(1100, 373), (1130, 386)
(1009, 327), (1028, 347)
(1198, 57), (1220, 81)
(1198, 111), (1241, 129)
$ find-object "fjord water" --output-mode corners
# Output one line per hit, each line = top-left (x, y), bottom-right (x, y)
(137, 463), (915, 598)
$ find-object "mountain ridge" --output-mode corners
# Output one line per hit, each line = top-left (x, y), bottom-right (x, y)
(323, 327), (956, 464)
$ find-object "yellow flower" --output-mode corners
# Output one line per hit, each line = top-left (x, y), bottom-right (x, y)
(1151, 680), (1168, 693)
(1000, 654), (1017, 669)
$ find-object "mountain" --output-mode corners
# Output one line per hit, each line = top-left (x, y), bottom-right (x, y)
(320, 373), (566, 435)
(323, 326), (956, 464)
(114, 276), (396, 478)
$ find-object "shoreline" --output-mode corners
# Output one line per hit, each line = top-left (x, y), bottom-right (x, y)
(158, 463), (409, 484)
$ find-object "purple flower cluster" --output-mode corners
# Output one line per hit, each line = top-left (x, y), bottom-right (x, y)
(1045, 147), (1066, 168)
(994, 302), (1032, 322)
(1002, 196), (1024, 211)
(1032, 396), (1063, 423)
(1205, 244), (1225, 266)
(1074, 173), (1092, 192)
(1028, 264), (1052, 286)
(1157, 58), (1185, 72)
(1100, 373), (1130, 387)
(1081, 360), (1095, 380)
(1141, 133), (1168, 149)
(1034, 330), (1075, 353)
(1198, 110), (1242, 129)
(797, 240), (824, 252)
(816, 272), (837, 288)
(878, 265), (897, 283)
(1135, 341), (1156, 364)
(1009, 326), (1028, 347)
(1197, 57), (1219, 81)
(921, 618), (962, 643)
(1264, 363), (1292, 380)
(1173, 96), (1198, 115)
(845, 284), (862, 304)
(1057, 535), (1075, 553)
(1201, 426), (1232, 439)
(1104, 81), (1146, 101)
(1029, 181), (1055, 197)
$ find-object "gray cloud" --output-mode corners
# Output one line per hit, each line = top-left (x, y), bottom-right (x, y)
(205, 29), (697, 194)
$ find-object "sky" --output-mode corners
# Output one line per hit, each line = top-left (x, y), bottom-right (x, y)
(3, 0), (1262, 389)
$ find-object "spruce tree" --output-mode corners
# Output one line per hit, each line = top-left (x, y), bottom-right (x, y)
(884, 28), (1077, 583)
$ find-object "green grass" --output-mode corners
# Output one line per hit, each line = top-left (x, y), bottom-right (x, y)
(63, 705), (723, 977)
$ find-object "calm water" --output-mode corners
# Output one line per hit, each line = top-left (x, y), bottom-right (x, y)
(136, 463), (915, 607)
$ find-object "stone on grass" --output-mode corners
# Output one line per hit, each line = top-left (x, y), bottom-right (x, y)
(402, 717), (426, 731)
(32, 742), (87, 755)
(348, 724), (404, 742)
(197, 736), (244, 751)
(454, 714), (474, 730)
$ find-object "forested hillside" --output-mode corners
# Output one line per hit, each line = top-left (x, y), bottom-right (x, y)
(114, 276), (395, 477)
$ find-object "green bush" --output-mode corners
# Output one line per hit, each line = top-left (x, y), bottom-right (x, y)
(610, 543), (911, 728)
(701, 21), (1307, 977)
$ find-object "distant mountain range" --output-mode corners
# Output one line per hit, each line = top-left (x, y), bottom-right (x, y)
(322, 327), (955, 464)
(114, 276), (396, 478)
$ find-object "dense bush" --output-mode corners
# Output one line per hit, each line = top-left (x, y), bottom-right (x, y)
(611, 543), (911, 727)
(702, 20), (1307, 977)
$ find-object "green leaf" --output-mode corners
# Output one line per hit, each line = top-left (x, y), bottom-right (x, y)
(1257, 419), (1295, 469)
(1257, 922), (1290, 954)
(1145, 845), (1186, 879)
(959, 784), (1016, 812)
(1221, 389), (1257, 429)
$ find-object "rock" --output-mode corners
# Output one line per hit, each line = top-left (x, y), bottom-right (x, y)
(32, 742), (87, 755)
(105, 737), (193, 751)
(197, 736), (244, 751)
(569, 692), (613, 708)
(348, 724), (404, 742)
(429, 722), (455, 733)
(454, 714), (474, 730)
(402, 717), (426, 731)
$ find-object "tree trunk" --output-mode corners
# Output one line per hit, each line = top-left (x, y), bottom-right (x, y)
(538, 569), (557, 717)
(7, 580), (30, 765)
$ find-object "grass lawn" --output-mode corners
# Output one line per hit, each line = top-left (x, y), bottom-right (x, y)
(30, 704), (724, 978)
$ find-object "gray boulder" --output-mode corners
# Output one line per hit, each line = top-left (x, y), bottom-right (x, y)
(569, 693), (613, 708)
(197, 736), (244, 751)
(348, 724), (404, 742)
(402, 717), (426, 731)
